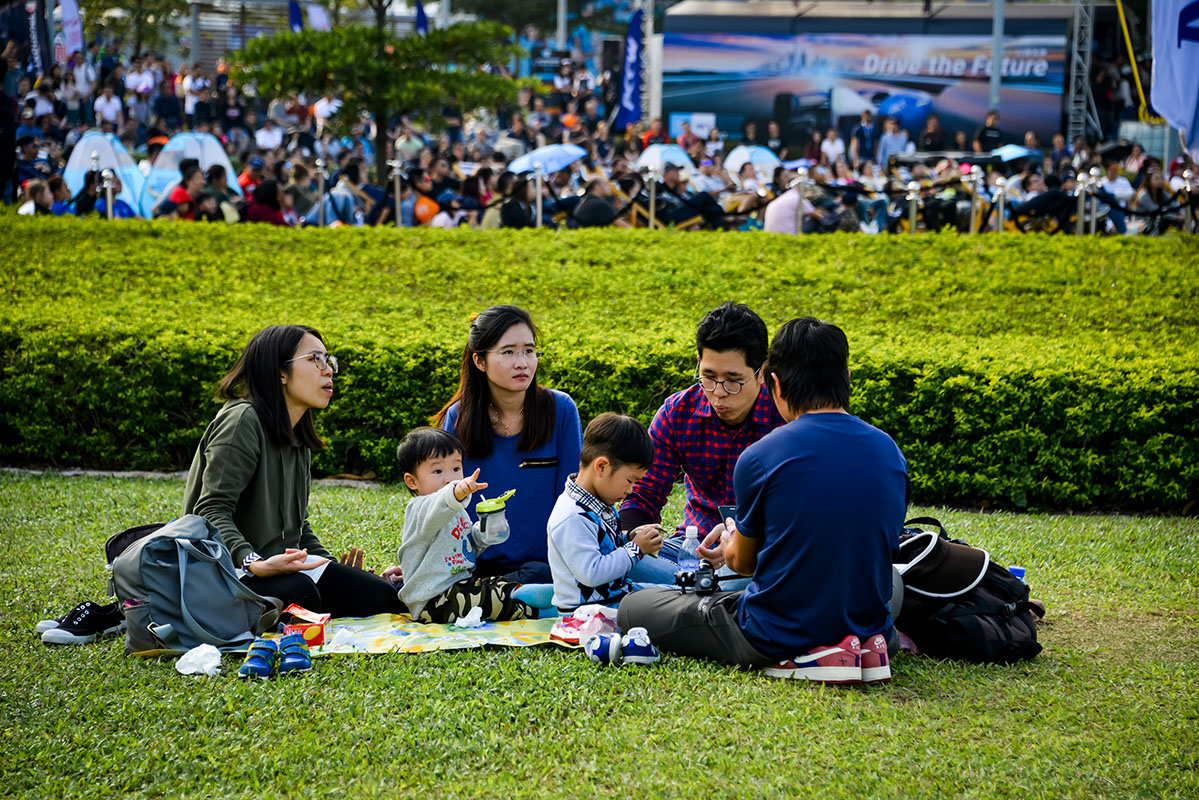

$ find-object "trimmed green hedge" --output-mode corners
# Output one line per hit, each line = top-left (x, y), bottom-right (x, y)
(3, 216), (1197, 511)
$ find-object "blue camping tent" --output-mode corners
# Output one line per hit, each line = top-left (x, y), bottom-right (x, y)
(62, 132), (145, 213)
(138, 132), (242, 217)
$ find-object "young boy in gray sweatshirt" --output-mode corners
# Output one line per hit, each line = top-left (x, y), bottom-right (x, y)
(396, 427), (535, 623)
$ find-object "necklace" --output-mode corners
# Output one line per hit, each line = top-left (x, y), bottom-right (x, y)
(489, 402), (524, 437)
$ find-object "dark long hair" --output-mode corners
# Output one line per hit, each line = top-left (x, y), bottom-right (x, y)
(253, 179), (281, 209)
(433, 305), (555, 459)
(217, 325), (326, 450)
(72, 170), (100, 215)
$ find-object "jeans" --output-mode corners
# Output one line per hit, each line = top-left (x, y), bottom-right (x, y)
(857, 196), (889, 227)
(627, 536), (752, 592)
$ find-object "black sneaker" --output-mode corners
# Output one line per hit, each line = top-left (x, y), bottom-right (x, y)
(35, 607), (74, 634)
(41, 601), (125, 645)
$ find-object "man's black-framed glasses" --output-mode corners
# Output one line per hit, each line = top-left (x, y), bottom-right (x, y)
(694, 370), (757, 395)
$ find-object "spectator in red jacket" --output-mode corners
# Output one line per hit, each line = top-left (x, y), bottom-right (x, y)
(166, 165), (206, 220)
(246, 179), (288, 225)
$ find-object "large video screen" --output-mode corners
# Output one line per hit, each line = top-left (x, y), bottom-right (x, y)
(663, 32), (1067, 147)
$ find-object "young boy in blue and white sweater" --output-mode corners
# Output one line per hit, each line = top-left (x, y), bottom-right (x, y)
(547, 413), (665, 613)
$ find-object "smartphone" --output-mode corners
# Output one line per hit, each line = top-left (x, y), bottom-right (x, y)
(719, 505), (737, 525)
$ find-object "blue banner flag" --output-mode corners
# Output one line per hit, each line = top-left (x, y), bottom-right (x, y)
(288, 1), (304, 33)
(613, 9), (644, 132)
(1152, 0), (1199, 149)
(415, 0), (429, 35)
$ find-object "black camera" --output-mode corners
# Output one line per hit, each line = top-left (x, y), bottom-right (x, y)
(674, 561), (719, 595)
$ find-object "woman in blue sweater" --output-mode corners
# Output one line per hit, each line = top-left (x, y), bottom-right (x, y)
(435, 306), (582, 584)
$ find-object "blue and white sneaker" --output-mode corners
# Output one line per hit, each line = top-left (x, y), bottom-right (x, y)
(584, 633), (623, 666)
(620, 627), (661, 666)
(237, 637), (280, 679)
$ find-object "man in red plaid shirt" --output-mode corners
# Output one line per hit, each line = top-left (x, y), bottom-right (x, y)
(619, 303), (786, 541)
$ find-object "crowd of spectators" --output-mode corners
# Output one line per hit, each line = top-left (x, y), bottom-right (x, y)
(3, 39), (1195, 235)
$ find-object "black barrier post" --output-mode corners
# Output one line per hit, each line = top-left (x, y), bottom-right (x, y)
(1184, 170), (1195, 234)
(907, 180), (920, 234)
(101, 169), (115, 221)
(315, 158), (326, 227)
(994, 176), (1007, 233)
(790, 167), (808, 236)
(387, 159), (403, 228)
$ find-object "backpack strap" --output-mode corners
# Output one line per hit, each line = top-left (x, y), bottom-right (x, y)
(895, 531), (991, 598)
(173, 538), (271, 648)
(904, 516), (948, 538)
(894, 531), (938, 575)
(905, 546), (991, 598)
(937, 595), (1029, 622)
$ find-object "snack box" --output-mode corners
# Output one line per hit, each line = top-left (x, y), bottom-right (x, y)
(281, 604), (332, 646)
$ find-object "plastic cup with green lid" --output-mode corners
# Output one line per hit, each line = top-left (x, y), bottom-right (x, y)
(473, 489), (516, 547)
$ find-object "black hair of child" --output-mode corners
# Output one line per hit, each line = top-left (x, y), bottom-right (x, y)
(580, 413), (655, 469)
(397, 427), (464, 489)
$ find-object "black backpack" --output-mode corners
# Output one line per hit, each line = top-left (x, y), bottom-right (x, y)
(893, 517), (1042, 664)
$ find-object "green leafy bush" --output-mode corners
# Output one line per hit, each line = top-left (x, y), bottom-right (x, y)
(3, 216), (1196, 511)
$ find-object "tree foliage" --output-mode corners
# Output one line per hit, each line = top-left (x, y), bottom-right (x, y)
(78, 0), (188, 55)
(313, 0), (368, 27)
(454, 0), (659, 37)
(232, 22), (523, 172)
(453, 0), (563, 35)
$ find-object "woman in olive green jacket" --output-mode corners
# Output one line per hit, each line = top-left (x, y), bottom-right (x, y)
(183, 324), (404, 617)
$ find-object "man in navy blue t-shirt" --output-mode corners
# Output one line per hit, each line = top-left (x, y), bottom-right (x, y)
(849, 110), (877, 170)
(618, 317), (908, 684)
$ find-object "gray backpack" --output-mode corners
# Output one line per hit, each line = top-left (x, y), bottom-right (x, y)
(111, 515), (281, 654)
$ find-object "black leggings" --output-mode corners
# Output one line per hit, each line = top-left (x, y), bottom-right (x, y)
(240, 562), (405, 618)
(473, 558), (552, 584)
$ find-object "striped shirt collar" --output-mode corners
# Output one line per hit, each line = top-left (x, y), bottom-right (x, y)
(566, 473), (619, 533)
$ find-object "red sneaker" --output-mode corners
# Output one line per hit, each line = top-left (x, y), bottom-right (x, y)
(860, 632), (892, 684)
(762, 634), (862, 684)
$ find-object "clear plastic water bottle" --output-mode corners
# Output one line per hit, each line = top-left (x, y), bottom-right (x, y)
(678, 525), (701, 571)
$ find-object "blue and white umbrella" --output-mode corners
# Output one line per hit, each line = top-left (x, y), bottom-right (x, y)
(991, 144), (1041, 163)
(138, 132), (242, 217)
(635, 143), (696, 175)
(508, 143), (588, 175)
(723, 145), (782, 175)
(62, 131), (145, 211)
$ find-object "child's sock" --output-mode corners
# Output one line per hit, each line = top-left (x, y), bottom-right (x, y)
(512, 583), (556, 609)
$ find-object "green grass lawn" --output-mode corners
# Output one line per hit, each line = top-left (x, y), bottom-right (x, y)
(1, 472), (1196, 799)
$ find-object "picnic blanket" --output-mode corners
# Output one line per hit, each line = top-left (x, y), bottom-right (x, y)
(310, 613), (577, 656)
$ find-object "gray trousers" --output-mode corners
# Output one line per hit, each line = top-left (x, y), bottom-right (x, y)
(617, 588), (774, 669)
(616, 567), (904, 668)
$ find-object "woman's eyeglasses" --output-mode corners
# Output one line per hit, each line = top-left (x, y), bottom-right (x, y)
(483, 348), (543, 362)
(286, 351), (339, 374)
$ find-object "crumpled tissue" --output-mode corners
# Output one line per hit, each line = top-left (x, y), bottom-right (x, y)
(176, 643), (222, 677)
(330, 627), (359, 648)
(451, 607), (486, 629)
